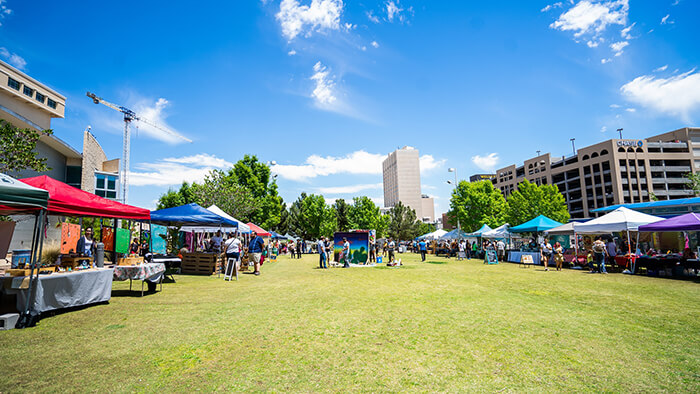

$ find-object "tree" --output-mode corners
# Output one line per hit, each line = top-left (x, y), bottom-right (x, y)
(450, 180), (506, 232)
(229, 155), (284, 229)
(505, 179), (570, 226)
(347, 196), (388, 236)
(191, 170), (259, 221)
(287, 194), (336, 239)
(387, 201), (422, 240)
(333, 199), (350, 231)
(156, 181), (200, 210)
(0, 119), (53, 173)
(684, 172), (700, 196)
(417, 222), (435, 236)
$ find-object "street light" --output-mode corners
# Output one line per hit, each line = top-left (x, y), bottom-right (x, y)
(617, 128), (623, 139)
(570, 138), (576, 155)
(447, 168), (461, 234)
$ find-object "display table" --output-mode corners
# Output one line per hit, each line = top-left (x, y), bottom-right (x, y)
(112, 263), (165, 296)
(507, 251), (541, 265)
(1, 268), (114, 314)
(152, 256), (182, 282)
(633, 256), (700, 277)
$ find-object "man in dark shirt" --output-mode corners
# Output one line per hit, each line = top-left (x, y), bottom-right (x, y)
(248, 234), (265, 276)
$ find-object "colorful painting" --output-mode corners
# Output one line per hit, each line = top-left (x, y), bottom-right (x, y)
(115, 227), (130, 254)
(333, 231), (369, 264)
(550, 235), (570, 249)
(102, 227), (114, 252)
(151, 224), (167, 254)
(60, 222), (81, 254)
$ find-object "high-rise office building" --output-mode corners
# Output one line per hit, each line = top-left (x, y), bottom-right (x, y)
(383, 146), (434, 221)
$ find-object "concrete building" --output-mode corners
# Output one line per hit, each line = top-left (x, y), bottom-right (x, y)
(421, 195), (435, 222)
(469, 174), (496, 182)
(493, 127), (700, 219)
(383, 146), (435, 221)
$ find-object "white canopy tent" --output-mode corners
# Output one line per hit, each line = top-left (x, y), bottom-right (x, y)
(545, 222), (576, 235)
(482, 224), (510, 239)
(418, 229), (447, 240)
(573, 207), (663, 234)
(180, 205), (252, 234)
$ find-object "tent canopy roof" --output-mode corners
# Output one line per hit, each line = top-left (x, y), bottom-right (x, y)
(466, 224), (493, 237)
(247, 222), (271, 237)
(440, 228), (469, 240)
(638, 212), (700, 232)
(545, 222), (576, 235)
(417, 229), (447, 240)
(0, 173), (49, 212)
(482, 224), (510, 238)
(573, 207), (663, 233)
(207, 205), (251, 234)
(15, 176), (149, 219)
(151, 203), (239, 226)
(509, 215), (562, 233)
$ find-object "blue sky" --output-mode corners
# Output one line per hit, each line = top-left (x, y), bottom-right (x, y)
(1, 0), (699, 216)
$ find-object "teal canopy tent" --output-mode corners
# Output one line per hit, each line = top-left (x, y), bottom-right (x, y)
(509, 215), (563, 233)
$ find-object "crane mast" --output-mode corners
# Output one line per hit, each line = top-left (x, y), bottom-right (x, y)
(86, 92), (191, 204)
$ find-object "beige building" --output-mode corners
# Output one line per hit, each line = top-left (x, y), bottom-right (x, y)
(493, 127), (700, 219)
(383, 146), (436, 222)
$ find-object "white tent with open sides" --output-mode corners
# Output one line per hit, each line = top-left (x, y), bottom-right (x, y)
(572, 207), (663, 234)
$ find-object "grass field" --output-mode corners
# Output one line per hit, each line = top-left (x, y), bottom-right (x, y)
(1, 253), (699, 392)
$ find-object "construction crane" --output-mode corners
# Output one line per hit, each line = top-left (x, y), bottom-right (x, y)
(86, 92), (192, 204)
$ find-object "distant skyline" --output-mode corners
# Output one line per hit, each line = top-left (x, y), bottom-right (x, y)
(1, 1), (699, 216)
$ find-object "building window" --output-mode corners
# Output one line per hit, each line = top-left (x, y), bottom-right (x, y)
(95, 173), (118, 200)
(35, 92), (45, 104)
(7, 77), (20, 91)
(23, 85), (34, 97)
(47, 98), (57, 109)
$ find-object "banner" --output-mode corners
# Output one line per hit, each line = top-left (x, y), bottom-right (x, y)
(152, 224), (167, 254)
(60, 222), (81, 254)
(115, 228), (130, 254)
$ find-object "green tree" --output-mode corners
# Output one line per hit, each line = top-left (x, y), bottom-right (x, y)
(417, 222), (435, 236)
(387, 201), (422, 240)
(347, 196), (387, 236)
(156, 181), (199, 210)
(191, 170), (259, 221)
(289, 194), (336, 239)
(333, 199), (351, 231)
(450, 180), (506, 232)
(684, 172), (700, 196)
(0, 119), (53, 173)
(505, 179), (570, 225)
(228, 155), (283, 230)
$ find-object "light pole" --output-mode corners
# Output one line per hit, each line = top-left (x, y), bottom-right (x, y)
(447, 168), (461, 234)
(570, 138), (576, 155)
(617, 128), (623, 139)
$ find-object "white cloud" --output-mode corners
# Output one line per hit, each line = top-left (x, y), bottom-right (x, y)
(609, 103), (621, 108)
(600, 126), (607, 132)
(625, 107), (636, 112)
(0, 0), (11, 26)
(550, 0), (628, 38)
(276, 0), (344, 41)
(586, 40), (600, 48)
(130, 154), (233, 187)
(654, 65), (668, 72)
(366, 10), (380, 23)
(272, 150), (445, 181)
(601, 57), (612, 64)
(317, 183), (382, 194)
(471, 153), (500, 172)
(288, 49), (297, 56)
(672, 0), (680, 5)
(661, 14), (674, 25)
(371, 40), (379, 48)
(386, 1), (401, 22)
(541, 2), (564, 12)
(620, 22), (635, 39)
(621, 69), (700, 122)
(310, 61), (336, 106)
(0, 47), (26, 70)
(610, 40), (628, 56)
(131, 97), (191, 144)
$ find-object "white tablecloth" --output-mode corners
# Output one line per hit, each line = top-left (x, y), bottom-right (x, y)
(3, 268), (114, 313)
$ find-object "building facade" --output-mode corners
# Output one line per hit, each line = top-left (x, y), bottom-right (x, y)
(469, 173), (496, 182)
(493, 127), (700, 219)
(383, 146), (435, 221)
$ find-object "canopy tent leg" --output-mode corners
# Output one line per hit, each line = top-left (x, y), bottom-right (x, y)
(633, 231), (640, 274)
(17, 209), (45, 329)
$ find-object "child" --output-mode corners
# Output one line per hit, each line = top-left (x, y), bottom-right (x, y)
(586, 250), (595, 273)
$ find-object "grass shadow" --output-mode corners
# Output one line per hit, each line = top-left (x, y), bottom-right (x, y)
(423, 260), (448, 265)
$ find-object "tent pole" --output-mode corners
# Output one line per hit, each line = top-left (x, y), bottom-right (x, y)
(149, 220), (153, 255)
(633, 231), (640, 273)
(19, 209), (44, 328)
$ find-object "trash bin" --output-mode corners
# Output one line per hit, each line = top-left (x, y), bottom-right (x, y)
(377, 256), (383, 264)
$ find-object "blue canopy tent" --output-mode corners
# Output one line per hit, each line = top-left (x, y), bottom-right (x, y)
(269, 231), (288, 240)
(440, 228), (470, 240)
(466, 224), (493, 237)
(150, 203), (239, 227)
(509, 215), (562, 233)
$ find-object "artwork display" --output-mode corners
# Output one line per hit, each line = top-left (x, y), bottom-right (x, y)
(60, 222), (81, 254)
(151, 224), (167, 254)
(333, 231), (369, 264)
(115, 228), (130, 254)
(102, 227), (114, 252)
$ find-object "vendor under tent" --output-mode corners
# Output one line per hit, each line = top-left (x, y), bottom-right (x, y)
(509, 215), (562, 233)
(247, 223), (271, 237)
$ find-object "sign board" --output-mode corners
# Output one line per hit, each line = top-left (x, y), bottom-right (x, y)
(616, 140), (644, 148)
(484, 247), (498, 264)
(115, 228), (130, 254)
(333, 231), (369, 264)
(60, 222), (81, 254)
(520, 254), (534, 265)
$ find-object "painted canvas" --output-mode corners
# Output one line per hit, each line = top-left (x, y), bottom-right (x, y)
(152, 224), (167, 254)
(115, 228), (130, 254)
(60, 222), (81, 254)
(333, 231), (369, 264)
(102, 227), (114, 252)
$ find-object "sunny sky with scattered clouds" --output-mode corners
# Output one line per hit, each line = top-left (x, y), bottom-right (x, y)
(1, 1), (698, 215)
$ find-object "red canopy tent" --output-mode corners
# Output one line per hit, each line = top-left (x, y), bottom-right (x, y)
(247, 222), (271, 237)
(11, 176), (150, 220)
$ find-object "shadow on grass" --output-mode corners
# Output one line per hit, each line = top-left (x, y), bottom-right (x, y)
(111, 289), (158, 298)
(423, 260), (448, 265)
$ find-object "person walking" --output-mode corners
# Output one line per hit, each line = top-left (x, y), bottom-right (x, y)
(457, 240), (465, 261)
(387, 238), (396, 263)
(606, 237), (617, 270)
(317, 237), (327, 269)
(248, 233), (265, 276)
(553, 241), (564, 271)
(592, 236), (608, 274)
(418, 238), (427, 262)
(289, 241), (295, 259)
(297, 239), (302, 259)
(540, 237), (553, 271)
(342, 237), (351, 268)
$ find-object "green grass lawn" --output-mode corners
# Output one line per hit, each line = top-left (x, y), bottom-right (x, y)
(1, 253), (699, 392)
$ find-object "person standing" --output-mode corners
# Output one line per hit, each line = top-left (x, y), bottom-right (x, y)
(553, 241), (564, 271)
(387, 238), (396, 263)
(76, 227), (97, 257)
(210, 230), (224, 254)
(592, 236), (608, 274)
(606, 238), (617, 270)
(317, 237), (327, 269)
(471, 240), (479, 259)
(369, 240), (376, 263)
(297, 239), (302, 259)
(224, 236), (242, 276)
(457, 240), (465, 261)
(418, 239), (427, 262)
(248, 234), (265, 276)
(497, 239), (506, 260)
(540, 237), (553, 271)
(342, 237), (351, 268)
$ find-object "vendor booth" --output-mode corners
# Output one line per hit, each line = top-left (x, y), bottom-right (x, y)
(1, 175), (152, 327)
(151, 203), (239, 275)
(507, 215), (563, 265)
(635, 212), (700, 277)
